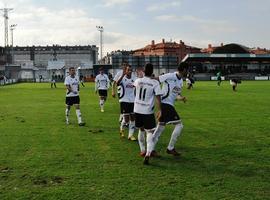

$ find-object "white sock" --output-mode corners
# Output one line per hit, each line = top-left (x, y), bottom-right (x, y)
(138, 130), (146, 153)
(65, 108), (70, 122)
(120, 119), (126, 131)
(119, 114), (123, 123)
(152, 124), (165, 148)
(100, 99), (104, 109)
(128, 121), (135, 138)
(145, 131), (154, 157)
(168, 123), (183, 150)
(76, 109), (82, 124)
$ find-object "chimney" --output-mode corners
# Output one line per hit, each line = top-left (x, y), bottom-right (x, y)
(221, 43), (224, 47)
(208, 44), (212, 49)
(151, 40), (155, 46)
(180, 40), (184, 45)
(162, 38), (165, 44)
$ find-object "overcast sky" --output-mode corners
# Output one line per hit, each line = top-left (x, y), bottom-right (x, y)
(0, 0), (269, 53)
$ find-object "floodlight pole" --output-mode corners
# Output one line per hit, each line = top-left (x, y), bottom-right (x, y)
(96, 26), (104, 64)
(0, 8), (13, 47)
(10, 24), (17, 64)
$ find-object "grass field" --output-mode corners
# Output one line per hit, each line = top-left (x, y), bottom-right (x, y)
(0, 81), (269, 200)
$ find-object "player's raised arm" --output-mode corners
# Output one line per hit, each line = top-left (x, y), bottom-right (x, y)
(155, 95), (162, 120)
(116, 68), (126, 85)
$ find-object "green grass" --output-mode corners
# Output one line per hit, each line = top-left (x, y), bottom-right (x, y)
(0, 81), (269, 200)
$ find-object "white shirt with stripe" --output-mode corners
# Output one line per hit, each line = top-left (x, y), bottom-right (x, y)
(64, 75), (80, 97)
(118, 75), (136, 103)
(159, 72), (183, 106)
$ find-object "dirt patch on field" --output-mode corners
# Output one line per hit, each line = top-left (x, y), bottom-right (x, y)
(32, 176), (64, 186)
(88, 129), (104, 134)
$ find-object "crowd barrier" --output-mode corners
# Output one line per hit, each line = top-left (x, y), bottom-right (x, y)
(0, 79), (17, 86)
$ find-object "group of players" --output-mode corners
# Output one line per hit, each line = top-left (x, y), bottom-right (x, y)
(64, 62), (189, 165)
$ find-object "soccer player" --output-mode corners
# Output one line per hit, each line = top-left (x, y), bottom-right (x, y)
(95, 68), (110, 112)
(116, 65), (136, 141)
(152, 62), (188, 156)
(230, 78), (241, 91)
(217, 71), (222, 86)
(112, 63), (128, 122)
(134, 63), (163, 165)
(64, 67), (85, 126)
(51, 73), (57, 88)
(80, 76), (85, 87)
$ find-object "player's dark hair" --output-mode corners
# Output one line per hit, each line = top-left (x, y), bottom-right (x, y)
(178, 62), (188, 72)
(144, 63), (153, 76)
(69, 67), (75, 70)
(99, 67), (104, 71)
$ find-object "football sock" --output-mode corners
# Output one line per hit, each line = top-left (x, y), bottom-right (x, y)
(65, 108), (70, 122)
(128, 121), (135, 137)
(120, 119), (126, 131)
(145, 131), (154, 157)
(119, 114), (123, 123)
(153, 124), (165, 147)
(168, 123), (183, 150)
(76, 109), (82, 124)
(138, 130), (146, 153)
(100, 99), (104, 109)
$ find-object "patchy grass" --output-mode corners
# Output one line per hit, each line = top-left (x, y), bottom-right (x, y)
(0, 81), (269, 200)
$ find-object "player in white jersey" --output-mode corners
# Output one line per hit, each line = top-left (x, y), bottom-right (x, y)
(64, 67), (85, 126)
(95, 68), (110, 112)
(134, 63), (163, 165)
(116, 65), (137, 141)
(112, 63), (128, 123)
(152, 62), (188, 156)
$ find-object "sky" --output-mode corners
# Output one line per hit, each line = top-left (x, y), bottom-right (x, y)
(0, 0), (269, 54)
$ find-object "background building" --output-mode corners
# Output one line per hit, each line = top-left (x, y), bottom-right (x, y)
(183, 43), (270, 80)
(104, 39), (200, 76)
(2, 45), (98, 81)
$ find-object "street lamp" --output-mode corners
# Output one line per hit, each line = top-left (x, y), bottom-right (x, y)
(10, 24), (17, 64)
(96, 25), (104, 64)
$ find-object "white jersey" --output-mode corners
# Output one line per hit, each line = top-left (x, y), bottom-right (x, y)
(118, 75), (136, 103)
(95, 74), (110, 90)
(134, 76), (163, 114)
(159, 72), (183, 106)
(64, 75), (80, 97)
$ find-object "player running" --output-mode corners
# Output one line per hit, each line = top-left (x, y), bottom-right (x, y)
(216, 71), (222, 86)
(116, 65), (137, 141)
(95, 68), (110, 112)
(133, 63), (163, 165)
(64, 67), (85, 126)
(152, 62), (188, 156)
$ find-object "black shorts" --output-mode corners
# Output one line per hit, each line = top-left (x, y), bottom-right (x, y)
(120, 102), (134, 114)
(159, 103), (180, 124)
(66, 96), (80, 106)
(135, 113), (156, 130)
(98, 89), (107, 97)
